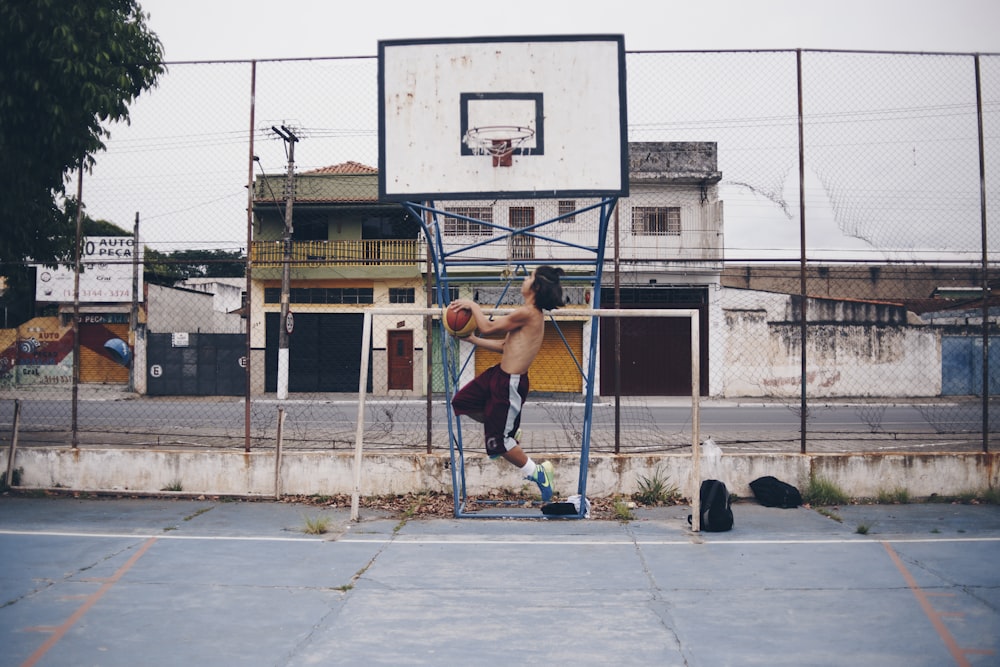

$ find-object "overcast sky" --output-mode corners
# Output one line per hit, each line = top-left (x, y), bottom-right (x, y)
(141, 0), (999, 60)
(89, 1), (996, 259)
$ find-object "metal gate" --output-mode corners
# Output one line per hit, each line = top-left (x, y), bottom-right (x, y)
(146, 333), (245, 396)
(79, 322), (129, 384)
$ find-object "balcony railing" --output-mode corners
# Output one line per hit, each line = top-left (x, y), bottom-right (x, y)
(251, 239), (421, 268)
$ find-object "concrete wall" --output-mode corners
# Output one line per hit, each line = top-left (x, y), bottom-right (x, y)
(714, 287), (941, 397)
(4, 448), (996, 502)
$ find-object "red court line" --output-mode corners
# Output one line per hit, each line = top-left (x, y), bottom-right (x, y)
(19, 537), (158, 667)
(882, 541), (993, 667)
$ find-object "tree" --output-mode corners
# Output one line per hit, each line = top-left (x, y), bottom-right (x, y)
(0, 0), (164, 273)
(144, 249), (247, 287)
(0, 207), (133, 324)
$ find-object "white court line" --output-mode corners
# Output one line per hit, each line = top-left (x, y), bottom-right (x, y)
(2, 529), (998, 546)
(0, 529), (328, 543)
(349, 537), (1000, 545)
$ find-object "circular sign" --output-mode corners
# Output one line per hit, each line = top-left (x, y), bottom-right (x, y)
(285, 310), (294, 335)
(238, 356), (248, 368)
(150, 364), (163, 378)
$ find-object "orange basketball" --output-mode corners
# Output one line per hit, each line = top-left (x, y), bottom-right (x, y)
(443, 306), (476, 338)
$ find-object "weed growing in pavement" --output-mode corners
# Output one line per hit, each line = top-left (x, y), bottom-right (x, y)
(303, 515), (331, 535)
(875, 487), (910, 504)
(162, 480), (183, 492)
(816, 507), (843, 523)
(183, 507), (213, 521)
(804, 477), (849, 506)
(633, 466), (680, 506)
(612, 496), (634, 523)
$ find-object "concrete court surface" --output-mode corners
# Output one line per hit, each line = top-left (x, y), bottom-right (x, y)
(0, 495), (998, 667)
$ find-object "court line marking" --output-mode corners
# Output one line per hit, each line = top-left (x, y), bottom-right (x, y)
(0, 530), (326, 542)
(883, 541), (994, 667)
(3, 529), (999, 546)
(19, 537), (158, 667)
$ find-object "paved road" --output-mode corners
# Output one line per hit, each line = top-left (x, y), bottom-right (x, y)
(1, 496), (998, 666)
(1, 394), (994, 452)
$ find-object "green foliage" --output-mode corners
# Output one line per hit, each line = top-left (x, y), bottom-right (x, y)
(0, 0), (163, 269)
(0, 206), (131, 325)
(0, 467), (24, 490)
(612, 496), (634, 522)
(875, 487), (910, 504)
(804, 476), (850, 506)
(633, 466), (681, 506)
(144, 248), (246, 286)
(981, 488), (1000, 505)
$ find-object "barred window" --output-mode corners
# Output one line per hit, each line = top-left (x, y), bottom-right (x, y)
(444, 206), (493, 236)
(558, 200), (576, 223)
(509, 206), (535, 260)
(389, 287), (415, 304)
(632, 206), (681, 236)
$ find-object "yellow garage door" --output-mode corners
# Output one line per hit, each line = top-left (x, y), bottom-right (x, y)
(79, 322), (130, 384)
(474, 321), (583, 393)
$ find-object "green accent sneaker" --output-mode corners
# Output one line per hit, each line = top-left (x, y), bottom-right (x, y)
(528, 461), (554, 502)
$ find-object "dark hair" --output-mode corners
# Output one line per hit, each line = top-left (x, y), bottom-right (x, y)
(532, 265), (565, 310)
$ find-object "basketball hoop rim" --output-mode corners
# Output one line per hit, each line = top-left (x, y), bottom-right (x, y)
(463, 125), (535, 156)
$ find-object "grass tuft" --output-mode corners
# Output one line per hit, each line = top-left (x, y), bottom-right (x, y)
(804, 477), (849, 506)
(611, 496), (634, 523)
(875, 487), (910, 504)
(303, 515), (332, 535)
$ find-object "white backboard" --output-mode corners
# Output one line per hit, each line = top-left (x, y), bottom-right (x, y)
(378, 35), (628, 201)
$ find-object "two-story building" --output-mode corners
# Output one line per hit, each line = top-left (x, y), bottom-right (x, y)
(249, 143), (723, 397)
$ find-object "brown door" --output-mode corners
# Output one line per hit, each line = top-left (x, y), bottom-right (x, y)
(387, 330), (413, 390)
(599, 310), (709, 396)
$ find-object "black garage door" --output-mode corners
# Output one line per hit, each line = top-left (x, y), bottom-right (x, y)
(265, 312), (372, 393)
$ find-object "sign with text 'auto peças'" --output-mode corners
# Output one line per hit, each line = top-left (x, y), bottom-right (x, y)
(35, 236), (144, 303)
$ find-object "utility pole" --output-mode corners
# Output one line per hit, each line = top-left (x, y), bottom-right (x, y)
(273, 125), (298, 400)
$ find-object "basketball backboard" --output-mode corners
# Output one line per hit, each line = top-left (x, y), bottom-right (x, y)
(378, 35), (628, 202)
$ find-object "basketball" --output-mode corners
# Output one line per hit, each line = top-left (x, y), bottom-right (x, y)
(443, 306), (476, 338)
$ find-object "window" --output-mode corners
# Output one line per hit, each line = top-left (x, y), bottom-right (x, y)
(444, 206), (493, 236)
(558, 200), (576, 223)
(264, 287), (373, 304)
(632, 206), (681, 236)
(389, 288), (415, 304)
(509, 207), (535, 260)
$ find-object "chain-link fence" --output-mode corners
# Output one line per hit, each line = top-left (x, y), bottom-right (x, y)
(1, 49), (996, 456)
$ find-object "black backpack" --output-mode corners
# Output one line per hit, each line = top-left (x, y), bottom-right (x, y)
(688, 479), (734, 532)
(749, 476), (803, 508)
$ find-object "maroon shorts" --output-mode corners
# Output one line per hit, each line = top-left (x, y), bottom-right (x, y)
(451, 364), (529, 458)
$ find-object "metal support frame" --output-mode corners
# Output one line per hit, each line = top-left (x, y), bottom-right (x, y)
(404, 198), (619, 518)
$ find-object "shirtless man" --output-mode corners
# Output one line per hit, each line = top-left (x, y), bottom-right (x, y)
(447, 265), (565, 502)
